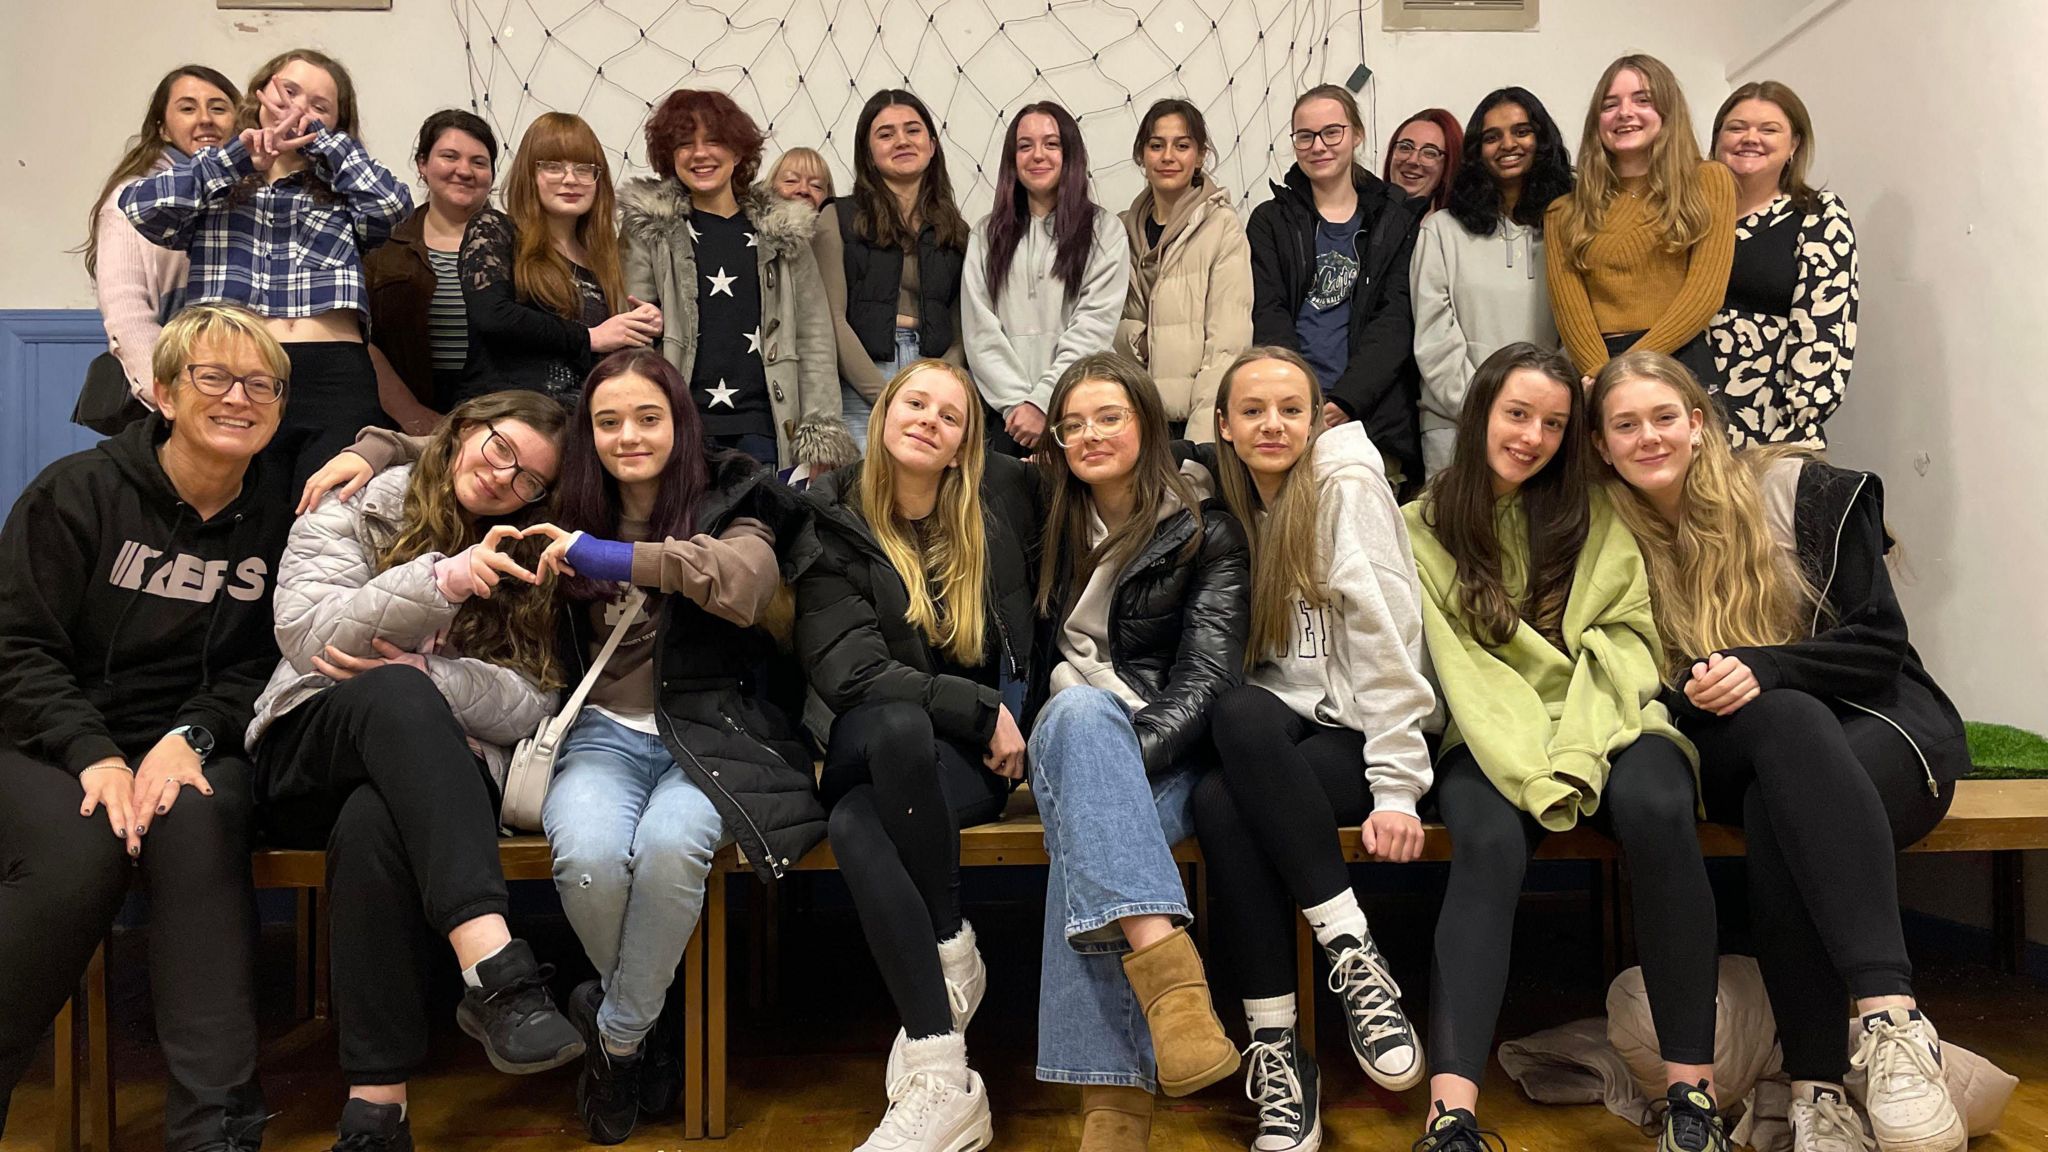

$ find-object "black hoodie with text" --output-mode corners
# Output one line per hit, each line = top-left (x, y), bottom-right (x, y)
(0, 416), (290, 774)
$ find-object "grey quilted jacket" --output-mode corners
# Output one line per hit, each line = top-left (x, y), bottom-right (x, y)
(245, 466), (556, 787)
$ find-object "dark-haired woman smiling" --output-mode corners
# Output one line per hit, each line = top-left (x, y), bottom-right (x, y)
(1412, 87), (1573, 478)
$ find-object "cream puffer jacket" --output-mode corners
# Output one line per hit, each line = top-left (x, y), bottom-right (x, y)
(1115, 178), (1253, 442)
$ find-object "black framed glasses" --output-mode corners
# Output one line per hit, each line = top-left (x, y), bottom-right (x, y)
(534, 159), (600, 184)
(183, 364), (285, 404)
(1290, 124), (1350, 151)
(481, 422), (551, 504)
(1393, 139), (1447, 163)
(1051, 406), (1135, 447)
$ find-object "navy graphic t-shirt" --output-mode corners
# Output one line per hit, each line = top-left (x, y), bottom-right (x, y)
(1295, 207), (1363, 393)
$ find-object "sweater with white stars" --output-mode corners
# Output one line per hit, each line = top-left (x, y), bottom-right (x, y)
(689, 207), (773, 441)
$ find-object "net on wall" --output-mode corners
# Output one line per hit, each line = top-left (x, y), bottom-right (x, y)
(453, 0), (1375, 215)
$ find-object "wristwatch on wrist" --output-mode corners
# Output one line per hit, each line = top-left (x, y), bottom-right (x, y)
(167, 724), (214, 763)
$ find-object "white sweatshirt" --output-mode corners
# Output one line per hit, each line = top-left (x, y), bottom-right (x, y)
(1410, 210), (1559, 434)
(963, 206), (1130, 415)
(1248, 423), (1440, 816)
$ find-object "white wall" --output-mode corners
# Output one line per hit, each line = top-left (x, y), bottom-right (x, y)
(3, 0), (1736, 311)
(1730, 0), (2048, 944)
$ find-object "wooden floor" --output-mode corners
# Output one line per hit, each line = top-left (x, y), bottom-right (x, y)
(6, 885), (2045, 1151)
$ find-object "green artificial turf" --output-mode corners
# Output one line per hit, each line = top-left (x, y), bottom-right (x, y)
(1965, 721), (2048, 779)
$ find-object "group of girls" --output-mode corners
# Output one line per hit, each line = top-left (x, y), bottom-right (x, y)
(26, 38), (1920, 1152)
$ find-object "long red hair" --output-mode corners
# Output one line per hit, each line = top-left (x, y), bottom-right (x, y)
(504, 112), (625, 319)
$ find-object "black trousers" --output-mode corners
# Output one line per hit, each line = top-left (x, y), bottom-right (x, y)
(269, 341), (391, 495)
(1429, 736), (1717, 1082)
(981, 399), (1031, 458)
(0, 749), (262, 1150)
(820, 701), (1010, 1039)
(258, 666), (509, 1084)
(1192, 684), (1373, 1000)
(1690, 689), (1954, 1082)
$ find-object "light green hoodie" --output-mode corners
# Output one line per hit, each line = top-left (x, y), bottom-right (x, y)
(1403, 486), (1693, 830)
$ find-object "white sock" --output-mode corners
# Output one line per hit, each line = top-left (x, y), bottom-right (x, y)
(899, 1030), (970, 1079)
(1244, 993), (1297, 1036)
(1792, 1079), (1846, 1103)
(937, 921), (978, 966)
(459, 941), (508, 989)
(603, 1034), (641, 1058)
(1304, 889), (1369, 948)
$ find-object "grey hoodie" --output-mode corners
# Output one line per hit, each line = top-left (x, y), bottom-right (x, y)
(1247, 422), (1439, 815)
(962, 206), (1130, 415)
(1410, 209), (1559, 434)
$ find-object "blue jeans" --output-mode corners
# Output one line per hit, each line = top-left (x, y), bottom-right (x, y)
(542, 711), (731, 1048)
(843, 327), (922, 448)
(1029, 687), (1202, 1089)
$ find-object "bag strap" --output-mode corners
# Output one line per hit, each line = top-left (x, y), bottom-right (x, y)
(546, 587), (647, 737)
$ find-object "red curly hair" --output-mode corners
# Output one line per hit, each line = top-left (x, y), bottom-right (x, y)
(1382, 107), (1464, 213)
(645, 90), (765, 192)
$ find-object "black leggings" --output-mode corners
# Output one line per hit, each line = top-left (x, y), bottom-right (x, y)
(1691, 690), (1954, 1082)
(258, 666), (509, 1085)
(1192, 684), (1372, 999)
(269, 341), (391, 495)
(0, 749), (262, 1150)
(1429, 736), (1717, 1082)
(820, 701), (1010, 1039)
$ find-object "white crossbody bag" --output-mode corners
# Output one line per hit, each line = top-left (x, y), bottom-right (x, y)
(501, 587), (647, 831)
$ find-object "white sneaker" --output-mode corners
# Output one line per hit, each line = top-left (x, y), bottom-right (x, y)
(1850, 1009), (1964, 1152)
(854, 1033), (992, 1152)
(1790, 1082), (1875, 1152)
(888, 923), (986, 1083)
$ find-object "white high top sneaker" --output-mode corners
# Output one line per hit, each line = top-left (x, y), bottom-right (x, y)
(888, 922), (986, 1083)
(1850, 1009), (1964, 1152)
(1789, 1083), (1875, 1152)
(854, 1032), (992, 1152)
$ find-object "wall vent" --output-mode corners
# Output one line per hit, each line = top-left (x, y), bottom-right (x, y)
(1384, 0), (1538, 33)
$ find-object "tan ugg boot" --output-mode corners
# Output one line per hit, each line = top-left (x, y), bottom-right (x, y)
(1119, 927), (1241, 1096)
(1077, 1085), (1153, 1151)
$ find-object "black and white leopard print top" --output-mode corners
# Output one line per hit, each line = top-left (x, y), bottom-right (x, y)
(1702, 191), (1858, 450)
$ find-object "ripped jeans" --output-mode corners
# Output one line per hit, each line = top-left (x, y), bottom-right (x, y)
(542, 710), (731, 1049)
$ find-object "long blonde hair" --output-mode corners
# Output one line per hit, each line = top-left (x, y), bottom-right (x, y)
(1552, 54), (1717, 272)
(857, 361), (989, 666)
(1590, 350), (1809, 677)
(380, 392), (569, 690)
(1213, 347), (1327, 668)
(504, 112), (626, 320)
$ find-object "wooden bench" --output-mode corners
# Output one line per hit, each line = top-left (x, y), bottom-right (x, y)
(51, 780), (2048, 1149)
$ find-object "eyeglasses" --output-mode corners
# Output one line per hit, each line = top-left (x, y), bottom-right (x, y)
(1052, 406), (1135, 447)
(183, 364), (285, 404)
(1290, 124), (1350, 151)
(1393, 139), (1447, 163)
(481, 422), (551, 504)
(534, 159), (600, 184)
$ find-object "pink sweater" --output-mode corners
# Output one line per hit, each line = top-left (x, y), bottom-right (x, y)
(94, 157), (191, 404)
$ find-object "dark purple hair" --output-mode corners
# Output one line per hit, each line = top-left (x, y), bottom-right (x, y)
(984, 101), (1098, 307)
(556, 349), (710, 602)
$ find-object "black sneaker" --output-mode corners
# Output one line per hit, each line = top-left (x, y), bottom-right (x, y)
(568, 979), (643, 1145)
(1244, 1026), (1321, 1152)
(330, 1098), (412, 1152)
(1323, 932), (1425, 1090)
(454, 940), (585, 1075)
(638, 1006), (683, 1117)
(1412, 1104), (1507, 1152)
(1660, 1081), (1730, 1152)
(195, 1111), (272, 1151)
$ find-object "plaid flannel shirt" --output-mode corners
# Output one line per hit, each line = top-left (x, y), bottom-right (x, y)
(120, 125), (412, 320)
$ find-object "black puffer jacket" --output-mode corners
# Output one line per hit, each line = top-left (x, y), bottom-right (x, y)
(557, 450), (826, 881)
(1030, 502), (1251, 774)
(1669, 459), (1970, 790)
(794, 454), (1040, 748)
(1247, 164), (1425, 478)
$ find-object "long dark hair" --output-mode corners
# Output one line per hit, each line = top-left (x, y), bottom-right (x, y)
(984, 101), (1098, 307)
(1419, 342), (1588, 649)
(83, 65), (241, 279)
(851, 89), (969, 252)
(554, 349), (711, 602)
(1036, 353), (1201, 613)
(1447, 87), (1575, 237)
(413, 108), (498, 169)
(1132, 98), (1212, 168)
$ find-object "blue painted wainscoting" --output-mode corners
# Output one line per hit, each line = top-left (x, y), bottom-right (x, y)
(0, 310), (110, 509)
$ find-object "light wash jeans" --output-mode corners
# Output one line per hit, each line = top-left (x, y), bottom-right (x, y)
(542, 711), (731, 1048)
(842, 327), (922, 448)
(1029, 687), (1202, 1090)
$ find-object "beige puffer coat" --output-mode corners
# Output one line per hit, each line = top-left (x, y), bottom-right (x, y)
(1114, 178), (1253, 442)
(245, 466), (555, 788)
(619, 179), (839, 470)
